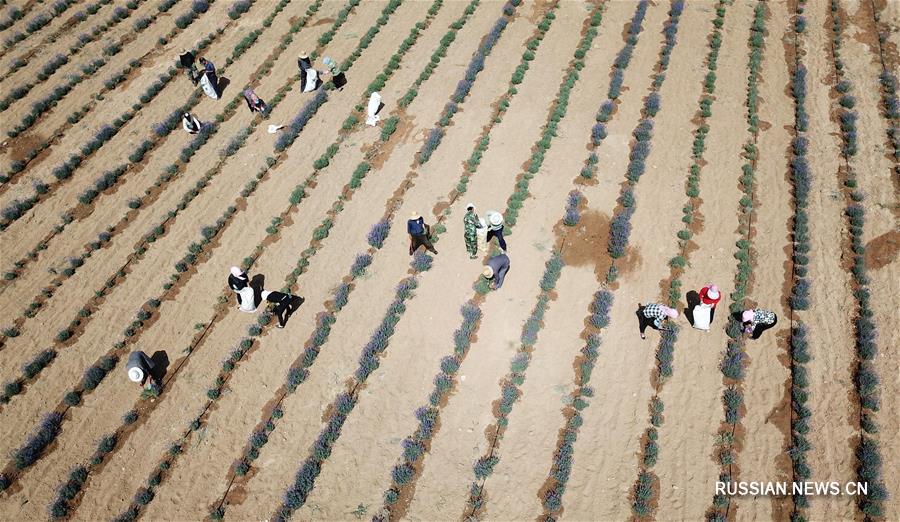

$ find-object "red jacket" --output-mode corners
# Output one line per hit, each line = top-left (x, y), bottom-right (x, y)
(700, 286), (720, 307)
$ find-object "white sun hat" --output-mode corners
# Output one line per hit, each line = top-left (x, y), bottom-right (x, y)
(488, 211), (503, 226)
(128, 367), (144, 383)
(483, 266), (494, 278)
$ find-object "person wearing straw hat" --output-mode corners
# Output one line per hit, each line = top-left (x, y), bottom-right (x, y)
(463, 203), (483, 259)
(482, 252), (510, 290)
(126, 350), (156, 388)
(484, 210), (507, 252)
(692, 283), (721, 331)
(637, 303), (678, 339)
(228, 266), (261, 313)
(179, 49), (200, 84)
(407, 211), (437, 255)
(741, 308), (777, 339)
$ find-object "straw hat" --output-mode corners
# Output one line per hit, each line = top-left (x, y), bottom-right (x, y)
(482, 266), (494, 278)
(128, 367), (144, 383)
(410, 211), (421, 219)
(299, 53), (309, 59)
(488, 212), (502, 226)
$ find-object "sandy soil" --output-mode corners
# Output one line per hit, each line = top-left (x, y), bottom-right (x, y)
(0, 0), (896, 520)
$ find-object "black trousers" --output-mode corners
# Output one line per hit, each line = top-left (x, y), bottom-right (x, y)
(637, 306), (660, 335)
(409, 234), (436, 255)
(486, 229), (507, 251)
(752, 315), (777, 339)
(265, 291), (294, 327)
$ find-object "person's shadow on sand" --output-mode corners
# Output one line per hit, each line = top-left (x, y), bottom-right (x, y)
(217, 76), (230, 96)
(149, 351), (170, 383)
(684, 291), (700, 327)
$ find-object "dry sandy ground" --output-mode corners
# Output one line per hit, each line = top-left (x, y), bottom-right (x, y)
(0, 0), (896, 520)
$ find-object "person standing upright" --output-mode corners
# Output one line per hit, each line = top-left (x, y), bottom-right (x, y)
(407, 212), (437, 255)
(484, 210), (507, 253)
(463, 203), (482, 259)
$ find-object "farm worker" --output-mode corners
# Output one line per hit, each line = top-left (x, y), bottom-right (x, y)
(297, 53), (318, 93)
(463, 203), (483, 259)
(407, 212), (437, 255)
(741, 308), (777, 339)
(692, 283), (720, 331)
(126, 350), (156, 388)
(179, 50), (200, 84)
(262, 290), (298, 328)
(638, 303), (678, 340)
(482, 253), (510, 290)
(323, 56), (347, 90)
(228, 266), (260, 313)
(484, 210), (507, 253)
(242, 88), (267, 114)
(366, 92), (382, 126)
(199, 57), (219, 97)
(182, 112), (201, 134)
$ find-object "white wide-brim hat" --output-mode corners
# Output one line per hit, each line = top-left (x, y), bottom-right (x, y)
(482, 266), (494, 278)
(128, 367), (144, 383)
(707, 289), (719, 299)
(488, 212), (502, 226)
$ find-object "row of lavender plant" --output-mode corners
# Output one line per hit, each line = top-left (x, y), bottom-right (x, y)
(704, 2), (767, 520)
(1, 0), (184, 139)
(414, 0), (520, 164)
(0, 0), (224, 191)
(866, 1), (899, 163)
(205, 2), (485, 515)
(627, 1), (723, 518)
(827, 1), (887, 517)
(271, 2), (542, 518)
(0, 0), (311, 321)
(0, 0), (298, 344)
(0, 3), (358, 490)
(100, 1), (466, 516)
(1, 0), (120, 80)
(0, 1), (227, 224)
(35, 27), (377, 511)
(375, 4), (610, 518)
(781, 0), (816, 517)
(0, 0), (147, 114)
(0, 0), (79, 53)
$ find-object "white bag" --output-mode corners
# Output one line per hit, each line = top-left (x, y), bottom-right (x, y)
(302, 68), (318, 93)
(693, 302), (712, 330)
(476, 216), (488, 253)
(238, 286), (258, 313)
(199, 72), (219, 99)
(366, 92), (381, 126)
